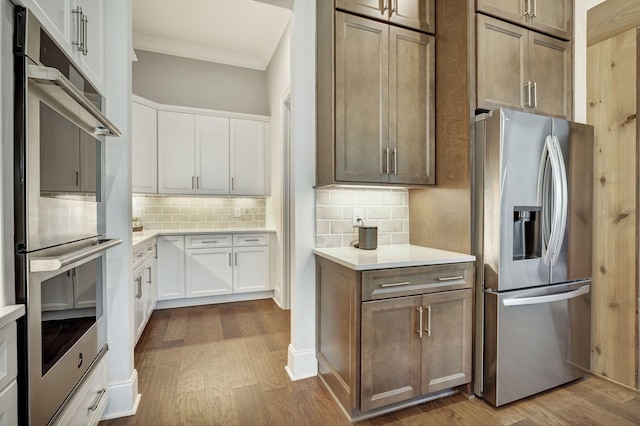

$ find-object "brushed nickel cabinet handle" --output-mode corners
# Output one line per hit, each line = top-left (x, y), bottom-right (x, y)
(75, 171), (79, 186)
(229, 253), (232, 266)
(533, 0), (537, 17)
(437, 275), (464, 281)
(383, 147), (390, 174)
(380, 0), (389, 14)
(146, 266), (152, 284)
(235, 252), (238, 266)
(524, 0), (531, 16)
(393, 148), (397, 174)
(136, 277), (142, 299)
(416, 306), (423, 338)
(72, 7), (83, 51)
(391, 0), (398, 15)
(191, 176), (195, 190)
(81, 14), (88, 55)
(525, 81), (532, 107)
(425, 305), (432, 336)
(533, 81), (538, 108)
(380, 281), (411, 288)
(201, 240), (219, 244)
(231, 177), (235, 191)
(243, 238), (260, 242)
(89, 388), (107, 411)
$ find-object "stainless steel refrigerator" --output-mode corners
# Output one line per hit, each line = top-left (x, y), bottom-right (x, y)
(473, 108), (593, 407)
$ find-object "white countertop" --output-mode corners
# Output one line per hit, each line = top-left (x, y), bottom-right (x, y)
(313, 244), (475, 271)
(132, 228), (276, 249)
(0, 305), (25, 329)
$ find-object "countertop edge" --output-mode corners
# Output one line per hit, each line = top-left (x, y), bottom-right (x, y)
(313, 246), (476, 271)
(0, 305), (25, 329)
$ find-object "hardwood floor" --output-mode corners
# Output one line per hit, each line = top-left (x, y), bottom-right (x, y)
(100, 299), (640, 425)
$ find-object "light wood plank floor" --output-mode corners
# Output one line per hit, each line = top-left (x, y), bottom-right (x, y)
(100, 299), (640, 425)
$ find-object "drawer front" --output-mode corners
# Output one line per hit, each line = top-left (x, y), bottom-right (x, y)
(185, 234), (232, 249)
(233, 233), (269, 246)
(362, 262), (473, 301)
(132, 240), (156, 269)
(0, 379), (17, 426)
(55, 356), (107, 426)
(0, 322), (17, 392)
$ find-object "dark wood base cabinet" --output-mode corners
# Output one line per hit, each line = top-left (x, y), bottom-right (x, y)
(316, 256), (473, 421)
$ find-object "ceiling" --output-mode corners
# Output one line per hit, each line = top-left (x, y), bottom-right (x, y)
(132, 0), (292, 71)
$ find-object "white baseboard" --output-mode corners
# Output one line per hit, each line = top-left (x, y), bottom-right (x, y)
(155, 290), (274, 310)
(101, 369), (141, 421)
(285, 344), (317, 381)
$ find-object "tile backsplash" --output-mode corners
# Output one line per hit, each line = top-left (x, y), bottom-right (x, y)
(316, 187), (409, 248)
(132, 195), (266, 230)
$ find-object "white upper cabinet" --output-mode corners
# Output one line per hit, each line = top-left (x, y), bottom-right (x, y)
(158, 111), (196, 194)
(195, 115), (230, 195)
(24, 0), (105, 92)
(156, 108), (268, 196)
(230, 119), (265, 196)
(132, 101), (158, 193)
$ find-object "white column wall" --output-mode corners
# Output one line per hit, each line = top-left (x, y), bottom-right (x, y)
(286, 0), (318, 380)
(102, 0), (139, 419)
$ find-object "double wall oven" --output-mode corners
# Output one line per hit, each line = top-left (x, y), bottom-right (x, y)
(13, 7), (121, 425)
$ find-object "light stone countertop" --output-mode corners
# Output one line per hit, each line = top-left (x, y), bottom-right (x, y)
(132, 228), (276, 249)
(0, 305), (25, 329)
(312, 244), (475, 271)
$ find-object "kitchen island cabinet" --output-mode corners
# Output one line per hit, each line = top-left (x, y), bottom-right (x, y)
(314, 245), (474, 421)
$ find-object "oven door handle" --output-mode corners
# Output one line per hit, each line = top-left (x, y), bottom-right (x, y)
(27, 64), (122, 137)
(29, 238), (123, 272)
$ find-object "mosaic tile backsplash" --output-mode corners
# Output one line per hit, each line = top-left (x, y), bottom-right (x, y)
(132, 195), (266, 230)
(315, 187), (409, 248)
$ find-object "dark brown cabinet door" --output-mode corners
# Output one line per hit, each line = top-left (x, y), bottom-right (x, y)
(477, 14), (529, 112)
(530, 31), (571, 118)
(421, 289), (472, 394)
(361, 295), (422, 411)
(388, 26), (435, 185)
(335, 12), (389, 183)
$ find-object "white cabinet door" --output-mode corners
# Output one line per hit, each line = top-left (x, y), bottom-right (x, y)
(133, 266), (145, 343)
(73, 259), (97, 309)
(0, 380), (18, 426)
(185, 248), (233, 298)
(132, 101), (158, 193)
(157, 235), (186, 300)
(27, 0), (70, 50)
(41, 272), (74, 311)
(233, 246), (269, 293)
(195, 115), (229, 195)
(158, 111), (195, 194)
(74, 0), (104, 90)
(144, 257), (156, 319)
(230, 119), (265, 195)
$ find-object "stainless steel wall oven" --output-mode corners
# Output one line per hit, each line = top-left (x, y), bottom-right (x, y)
(13, 7), (121, 425)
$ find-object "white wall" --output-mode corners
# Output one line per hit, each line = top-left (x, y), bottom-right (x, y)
(102, 0), (139, 419)
(266, 19), (292, 308)
(132, 50), (269, 115)
(285, 0), (317, 380)
(574, 0), (607, 123)
(0, 0), (14, 306)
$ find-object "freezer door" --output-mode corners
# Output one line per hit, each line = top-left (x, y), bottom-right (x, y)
(483, 281), (591, 407)
(483, 109), (552, 291)
(550, 120), (594, 284)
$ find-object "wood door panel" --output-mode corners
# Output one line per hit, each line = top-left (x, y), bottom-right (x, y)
(336, 0), (387, 21)
(531, 0), (572, 40)
(390, 0), (435, 33)
(530, 32), (571, 118)
(476, 0), (526, 27)
(421, 289), (472, 393)
(388, 27), (434, 185)
(477, 14), (529, 112)
(361, 296), (422, 411)
(335, 12), (389, 183)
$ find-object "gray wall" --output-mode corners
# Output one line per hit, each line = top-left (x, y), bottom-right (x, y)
(132, 50), (269, 115)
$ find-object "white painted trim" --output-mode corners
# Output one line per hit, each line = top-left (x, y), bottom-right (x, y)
(101, 369), (140, 420)
(155, 291), (274, 310)
(130, 95), (271, 122)
(133, 34), (267, 71)
(258, 12), (293, 68)
(285, 344), (318, 381)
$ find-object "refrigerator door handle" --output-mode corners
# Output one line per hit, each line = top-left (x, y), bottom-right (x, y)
(538, 135), (566, 266)
(503, 284), (590, 307)
(550, 135), (568, 266)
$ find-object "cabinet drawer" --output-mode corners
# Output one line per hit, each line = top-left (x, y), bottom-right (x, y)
(55, 355), (107, 426)
(362, 263), (473, 301)
(185, 234), (232, 248)
(132, 239), (156, 269)
(233, 233), (269, 246)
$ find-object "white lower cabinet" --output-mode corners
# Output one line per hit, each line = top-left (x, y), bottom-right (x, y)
(0, 380), (17, 426)
(157, 235), (186, 300)
(157, 233), (271, 304)
(133, 240), (157, 344)
(233, 246), (270, 293)
(54, 355), (107, 426)
(185, 247), (233, 297)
